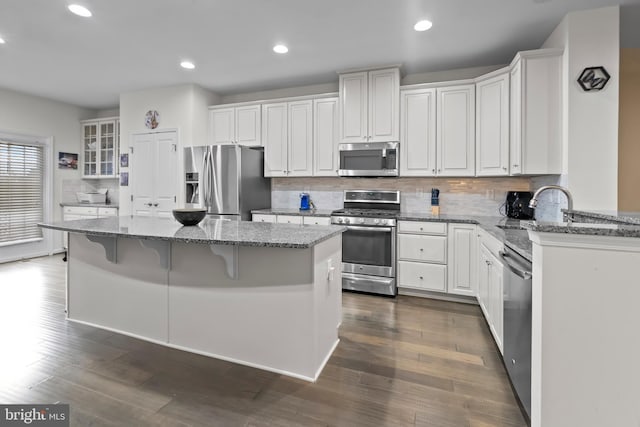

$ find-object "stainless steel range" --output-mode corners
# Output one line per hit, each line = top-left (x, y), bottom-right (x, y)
(331, 190), (400, 296)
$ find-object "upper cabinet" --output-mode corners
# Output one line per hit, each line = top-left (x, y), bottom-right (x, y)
(209, 103), (261, 146)
(263, 100), (313, 177)
(313, 97), (339, 176)
(81, 117), (119, 178)
(510, 49), (562, 175)
(476, 70), (510, 176)
(339, 67), (400, 143)
(400, 84), (475, 177)
(437, 84), (476, 177)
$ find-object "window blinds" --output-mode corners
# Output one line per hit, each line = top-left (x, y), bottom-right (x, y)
(0, 141), (45, 245)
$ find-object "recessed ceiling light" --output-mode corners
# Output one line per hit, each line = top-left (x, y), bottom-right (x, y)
(414, 20), (433, 32)
(273, 44), (289, 54)
(68, 4), (92, 17)
(0, 37), (5, 44)
(180, 61), (195, 70)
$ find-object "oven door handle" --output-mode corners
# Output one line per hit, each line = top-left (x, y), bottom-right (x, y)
(345, 226), (393, 232)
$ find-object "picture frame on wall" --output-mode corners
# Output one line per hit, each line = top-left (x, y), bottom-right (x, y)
(58, 152), (78, 169)
(120, 172), (129, 187)
(120, 153), (129, 168)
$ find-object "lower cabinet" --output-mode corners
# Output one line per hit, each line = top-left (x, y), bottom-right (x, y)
(251, 213), (330, 226)
(62, 206), (118, 247)
(397, 221), (448, 292)
(477, 233), (504, 354)
(447, 224), (478, 296)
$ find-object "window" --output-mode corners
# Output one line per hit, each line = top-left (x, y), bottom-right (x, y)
(0, 140), (45, 245)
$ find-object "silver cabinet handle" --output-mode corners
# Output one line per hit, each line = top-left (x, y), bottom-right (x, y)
(419, 276), (424, 280)
(419, 248), (424, 252)
(503, 167), (507, 171)
(153, 203), (158, 207)
(513, 164), (519, 168)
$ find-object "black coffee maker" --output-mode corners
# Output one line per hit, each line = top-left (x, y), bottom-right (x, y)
(505, 191), (535, 219)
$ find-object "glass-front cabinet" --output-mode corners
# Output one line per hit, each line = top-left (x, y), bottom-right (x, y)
(81, 117), (119, 178)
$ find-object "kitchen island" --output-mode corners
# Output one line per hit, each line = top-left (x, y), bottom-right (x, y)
(39, 216), (345, 382)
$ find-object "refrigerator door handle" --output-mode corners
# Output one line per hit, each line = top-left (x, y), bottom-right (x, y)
(202, 148), (211, 209)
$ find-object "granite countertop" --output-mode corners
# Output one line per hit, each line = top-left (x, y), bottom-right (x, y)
(521, 220), (640, 238)
(251, 208), (334, 217)
(39, 216), (345, 249)
(564, 209), (640, 225)
(60, 202), (119, 208)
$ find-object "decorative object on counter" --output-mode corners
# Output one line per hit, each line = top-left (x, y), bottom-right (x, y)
(120, 153), (128, 168)
(577, 66), (610, 92)
(300, 193), (312, 211)
(120, 172), (128, 186)
(58, 152), (78, 169)
(172, 208), (206, 226)
(144, 110), (160, 129)
(431, 188), (440, 215)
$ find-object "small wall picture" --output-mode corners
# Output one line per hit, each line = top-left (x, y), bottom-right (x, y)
(120, 172), (129, 187)
(58, 152), (78, 169)
(120, 153), (129, 168)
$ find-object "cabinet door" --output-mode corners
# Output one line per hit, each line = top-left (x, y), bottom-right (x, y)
(437, 85), (476, 177)
(99, 120), (117, 176)
(235, 105), (261, 146)
(509, 61), (523, 175)
(398, 261), (447, 292)
(339, 72), (368, 143)
(303, 216), (331, 226)
(82, 123), (98, 177)
(131, 133), (156, 216)
(287, 100), (313, 177)
(262, 103), (288, 177)
(490, 256), (504, 354)
(313, 97), (338, 176)
(398, 234), (447, 264)
(276, 215), (303, 225)
(400, 89), (436, 176)
(210, 108), (235, 144)
(476, 73), (509, 176)
(478, 245), (491, 319)
(368, 68), (399, 142)
(447, 224), (478, 296)
(252, 214), (276, 223)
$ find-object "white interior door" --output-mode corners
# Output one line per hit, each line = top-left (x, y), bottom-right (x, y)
(154, 132), (178, 218)
(132, 133), (155, 217)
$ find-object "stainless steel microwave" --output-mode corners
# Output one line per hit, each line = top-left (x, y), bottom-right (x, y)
(338, 142), (399, 177)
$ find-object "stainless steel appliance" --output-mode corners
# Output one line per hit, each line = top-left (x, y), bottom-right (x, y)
(184, 145), (270, 221)
(505, 191), (535, 219)
(331, 190), (400, 296)
(501, 246), (533, 420)
(338, 142), (399, 177)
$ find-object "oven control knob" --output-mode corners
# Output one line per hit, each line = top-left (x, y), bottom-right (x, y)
(344, 218), (351, 224)
(374, 219), (380, 224)
(336, 218), (343, 224)
(358, 218), (365, 224)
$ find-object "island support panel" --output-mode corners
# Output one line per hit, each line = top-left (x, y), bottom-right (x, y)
(66, 233), (342, 382)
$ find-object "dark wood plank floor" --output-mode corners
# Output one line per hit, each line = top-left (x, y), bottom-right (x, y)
(0, 255), (526, 426)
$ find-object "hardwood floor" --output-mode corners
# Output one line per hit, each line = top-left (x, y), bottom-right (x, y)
(0, 255), (527, 426)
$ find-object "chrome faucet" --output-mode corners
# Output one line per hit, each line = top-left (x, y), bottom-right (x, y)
(529, 185), (574, 221)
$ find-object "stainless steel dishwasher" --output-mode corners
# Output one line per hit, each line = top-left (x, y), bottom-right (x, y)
(501, 246), (532, 420)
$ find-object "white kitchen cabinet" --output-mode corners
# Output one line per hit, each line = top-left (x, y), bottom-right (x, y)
(339, 67), (399, 143)
(252, 214), (277, 223)
(510, 49), (562, 175)
(400, 88), (437, 176)
(263, 100), (313, 177)
(397, 221), (448, 292)
(81, 117), (119, 178)
(303, 216), (331, 226)
(276, 215), (304, 225)
(252, 213), (330, 226)
(436, 85), (476, 177)
(447, 224), (478, 297)
(131, 131), (178, 218)
(209, 104), (261, 146)
(62, 205), (118, 248)
(477, 231), (504, 354)
(313, 97), (339, 176)
(476, 71), (510, 176)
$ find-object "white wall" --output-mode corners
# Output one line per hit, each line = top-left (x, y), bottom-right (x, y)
(541, 6), (619, 212)
(0, 87), (96, 262)
(118, 84), (219, 215)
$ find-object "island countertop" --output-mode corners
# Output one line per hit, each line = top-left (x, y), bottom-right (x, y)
(39, 216), (345, 249)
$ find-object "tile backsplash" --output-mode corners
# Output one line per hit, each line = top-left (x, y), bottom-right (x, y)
(272, 177), (532, 216)
(61, 178), (120, 205)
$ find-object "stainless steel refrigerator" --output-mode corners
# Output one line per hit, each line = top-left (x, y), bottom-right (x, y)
(184, 145), (270, 221)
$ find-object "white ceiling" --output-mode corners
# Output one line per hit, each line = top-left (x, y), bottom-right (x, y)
(0, 0), (637, 109)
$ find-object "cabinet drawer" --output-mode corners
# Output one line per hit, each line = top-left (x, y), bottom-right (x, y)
(398, 261), (447, 292)
(303, 216), (331, 226)
(252, 214), (277, 223)
(98, 207), (118, 217)
(277, 215), (303, 225)
(398, 221), (447, 235)
(398, 234), (447, 263)
(63, 206), (98, 216)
